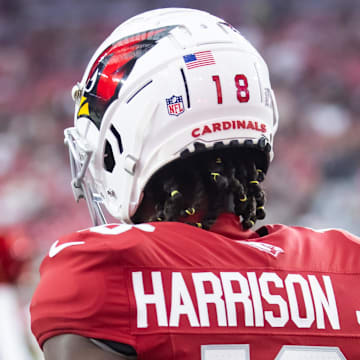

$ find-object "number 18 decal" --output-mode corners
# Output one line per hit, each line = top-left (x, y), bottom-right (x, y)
(201, 345), (346, 360)
(212, 74), (250, 104)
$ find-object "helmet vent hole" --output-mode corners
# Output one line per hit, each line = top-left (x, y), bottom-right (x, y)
(104, 140), (115, 172)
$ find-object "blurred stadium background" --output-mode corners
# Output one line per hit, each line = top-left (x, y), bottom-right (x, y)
(0, 0), (359, 358)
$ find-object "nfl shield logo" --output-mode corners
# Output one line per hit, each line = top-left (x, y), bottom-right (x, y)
(166, 95), (185, 116)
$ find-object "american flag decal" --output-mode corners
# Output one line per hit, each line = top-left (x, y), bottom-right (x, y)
(183, 51), (215, 70)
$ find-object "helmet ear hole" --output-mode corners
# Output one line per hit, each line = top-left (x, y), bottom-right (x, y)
(104, 140), (115, 172)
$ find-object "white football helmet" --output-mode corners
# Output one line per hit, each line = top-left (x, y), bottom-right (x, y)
(65, 8), (279, 225)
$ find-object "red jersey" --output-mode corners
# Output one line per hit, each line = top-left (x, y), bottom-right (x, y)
(30, 213), (360, 359)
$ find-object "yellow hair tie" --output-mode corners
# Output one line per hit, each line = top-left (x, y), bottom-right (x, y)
(249, 220), (255, 226)
(257, 169), (262, 173)
(196, 222), (202, 228)
(211, 172), (220, 181)
(157, 217), (163, 221)
(185, 208), (195, 216)
(239, 195), (247, 202)
(171, 190), (179, 197)
(257, 206), (265, 210)
(249, 180), (259, 184)
(216, 157), (222, 164)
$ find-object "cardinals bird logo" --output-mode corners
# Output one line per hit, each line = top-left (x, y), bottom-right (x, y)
(77, 26), (175, 128)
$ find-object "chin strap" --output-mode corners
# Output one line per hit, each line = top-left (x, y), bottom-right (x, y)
(64, 127), (106, 226)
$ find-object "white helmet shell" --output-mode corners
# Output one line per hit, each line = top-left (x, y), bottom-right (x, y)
(66, 8), (279, 224)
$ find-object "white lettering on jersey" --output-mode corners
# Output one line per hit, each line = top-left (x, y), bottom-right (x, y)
(87, 223), (155, 235)
(192, 272), (227, 327)
(259, 272), (289, 327)
(356, 311), (360, 325)
(220, 272), (254, 327)
(247, 272), (264, 326)
(285, 274), (314, 328)
(132, 271), (340, 331)
(132, 271), (168, 328)
(169, 272), (200, 327)
(308, 275), (340, 330)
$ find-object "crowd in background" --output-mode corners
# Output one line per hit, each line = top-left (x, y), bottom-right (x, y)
(0, 0), (360, 357)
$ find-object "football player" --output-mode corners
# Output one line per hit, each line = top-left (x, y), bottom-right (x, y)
(30, 8), (360, 360)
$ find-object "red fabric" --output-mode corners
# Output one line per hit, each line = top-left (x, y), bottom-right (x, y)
(30, 215), (360, 359)
(0, 228), (32, 283)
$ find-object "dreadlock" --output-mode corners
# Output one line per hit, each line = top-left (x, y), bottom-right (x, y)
(133, 147), (268, 230)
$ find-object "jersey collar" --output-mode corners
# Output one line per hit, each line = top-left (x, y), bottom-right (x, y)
(210, 212), (265, 241)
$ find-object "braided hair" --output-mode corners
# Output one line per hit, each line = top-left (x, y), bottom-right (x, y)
(133, 147), (267, 230)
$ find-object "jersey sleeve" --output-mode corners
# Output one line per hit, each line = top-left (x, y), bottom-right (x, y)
(30, 231), (137, 349)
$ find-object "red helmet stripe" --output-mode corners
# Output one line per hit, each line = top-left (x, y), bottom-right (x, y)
(81, 26), (175, 128)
